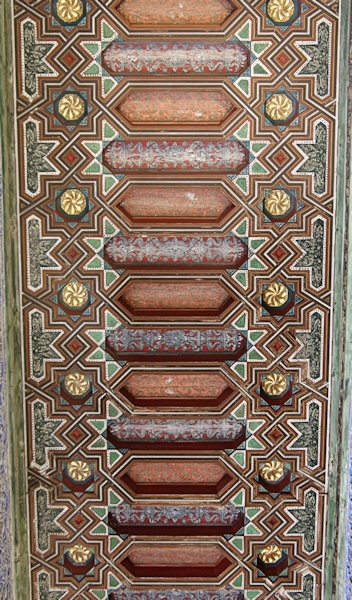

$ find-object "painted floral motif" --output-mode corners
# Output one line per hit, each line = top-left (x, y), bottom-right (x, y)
(103, 41), (249, 74)
(35, 488), (66, 553)
(129, 544), (223, 564)
(117, 0), (234, 25)
(121, 281), (230, 310)
(118, 90), (233, 123)
(127, 461), (226, 483)
(108, 415), (243, 442)
(294, 219), (325, 289)
(27, 218), (60, 291)
(30, 311), (63, 380)
(104, 139), (248, 172)
(297, 21), (331, 98)
(296, 122), (328, 196)
(287, 490), (317, 553)
(24, 120), (58, 196)
(110, 504), (241, 525)
(21, 20), (56, 99)
(294, 312), (323, 380)
(119, 185), (232, 219)
(124, 372), (228, 398)
(290, 402), (321, 468)
(105, 235), (247, 267)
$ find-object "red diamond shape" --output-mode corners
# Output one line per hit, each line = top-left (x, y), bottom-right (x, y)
(63, 150), (78, 165)
(270, 428), (282, 441)
(273, 340), (283, 351)
(276, 51), (290, 66)
(268, 516), (279, 527)
(69, 340), (81, 350)
(72, 428), (84, 440)
(273, 247), (286, 260)
(63, 51), (77, 66)
(273, 151), (288, 165)
(74, 516), (84, 525)
(68, 247), (79, 259)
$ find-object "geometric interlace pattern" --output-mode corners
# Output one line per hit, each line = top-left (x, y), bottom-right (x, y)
(15, 0), (338, 597)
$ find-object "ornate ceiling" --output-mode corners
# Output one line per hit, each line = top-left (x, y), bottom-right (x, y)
(2, 0), (349, 598)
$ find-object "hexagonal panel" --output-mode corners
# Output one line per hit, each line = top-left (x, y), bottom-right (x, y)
(114, 277), (238, 324)
(118, 457), (235, 498)
(113, 183), (238, 231)
(119, 541), (234, 581)
(117, 369), (238, 411)
(114, 0), (237, 29)
(116, 88), (237, 133)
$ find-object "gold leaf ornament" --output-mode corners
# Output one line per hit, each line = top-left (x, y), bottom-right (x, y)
(64, 372), (90, 396)
(67, 460), (92, 481)
(57, 0), (84, 22)
(267, 0), (295, 22)
(62, 282), (88, 308)
(68, 544), (92, 563)
(262, 282), (288, 307)
(261, 373), (287, 396)
(260, 460), (284, 481)
(264, 190), (290, 216)
(58, 94), (85, 120)
(60, 189), (86, 215)
(266, 93), (293, 121)
(259, 544), (282, 564)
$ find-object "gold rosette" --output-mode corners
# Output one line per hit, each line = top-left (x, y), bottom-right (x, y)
(259, 461), (284, 482)
(60, 189), (86, 215)
(58, 94), (85, 120)
(57, 0), (83, 22)
(62, 282), (88, 308)
(264, 190), (290, 216)
(68, 544), (92, 563)
(266, 94), (293, 121)
(267, 0), (295, 22)
(67, 460), (92, 481)
(261, 373), (287, 396)
(262, 283), (288, 307)
(259, 544), (282, 564)
(64, 372), (90, 396)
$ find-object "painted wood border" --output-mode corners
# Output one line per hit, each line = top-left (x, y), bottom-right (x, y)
(0, 0), (30, 597)
(0, 0), (350, 598)
(325, 0), (352, 598)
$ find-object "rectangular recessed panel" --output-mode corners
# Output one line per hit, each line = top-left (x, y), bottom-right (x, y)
(116, 0), (235, 27)
(107, 415), (245, 450)
(103, 42), (249, 75)
(108, 504), (244, 535)
(104, 235), (248, 270)
(106, 327), (247, 362)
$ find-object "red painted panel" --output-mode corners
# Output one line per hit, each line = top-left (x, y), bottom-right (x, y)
(116, 0), (235, 26)
(115, 185), (234, 227)
(121, 543), (232, 579)
(119, 459), (234, 496)
(119, 370), (235, 409)
(118, 90), (234, 124)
